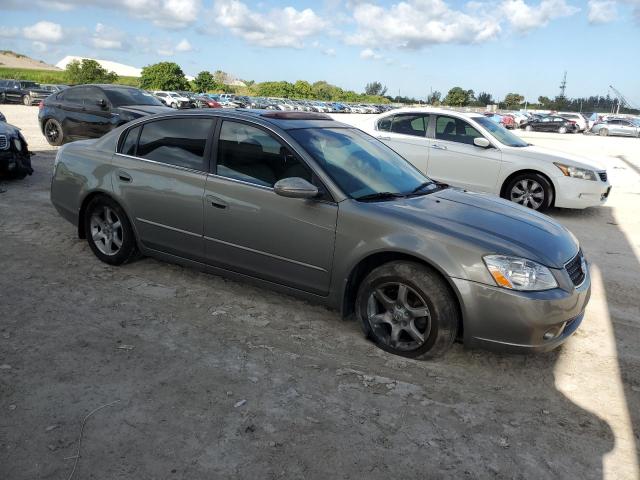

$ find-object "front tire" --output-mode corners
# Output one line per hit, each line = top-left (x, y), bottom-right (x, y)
(599, 128), (609, 137)
(504, 173), (553, 211)
(84, 196), (137, 265)
(558, 126), (568, 134)
(44, 118), (65, 146)
(525, 125), (533, 132)
(356, 261), (458, 359)
(23, 95), (31, 106)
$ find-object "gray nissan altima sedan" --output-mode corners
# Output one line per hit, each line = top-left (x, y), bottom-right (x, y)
(50, 110), (590, 358)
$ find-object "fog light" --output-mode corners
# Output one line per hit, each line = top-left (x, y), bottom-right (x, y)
(543, 324), (565, 340)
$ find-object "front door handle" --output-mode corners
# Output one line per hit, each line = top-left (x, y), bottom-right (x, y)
(377, 136), (391, 140)
(206, 195), (227, 209)
(117, 171), (132, 182)
(431, 144), (447, 150)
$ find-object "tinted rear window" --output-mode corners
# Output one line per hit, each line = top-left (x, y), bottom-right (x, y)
(104, 88), (163, 107)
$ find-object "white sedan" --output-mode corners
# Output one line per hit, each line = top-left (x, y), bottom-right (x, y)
(357, 108), (611, 210)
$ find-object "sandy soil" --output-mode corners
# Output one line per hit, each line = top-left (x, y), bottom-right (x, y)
(0, 51), (60, 71)
(1, 105), (639, 479)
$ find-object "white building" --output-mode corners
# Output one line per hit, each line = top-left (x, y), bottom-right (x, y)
(56, 56), (142, 77)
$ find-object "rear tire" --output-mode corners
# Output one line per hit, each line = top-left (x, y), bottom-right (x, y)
(356, 261), (458, 359)
(84, 196), (138, 266)
(44, 118), (65, 146)
(599, 128), (609, 137)
(525, 125), (533, 132)
(558, 126), (568, 134)
(0, 93), (5, 104)
(503, 172), (553, 211)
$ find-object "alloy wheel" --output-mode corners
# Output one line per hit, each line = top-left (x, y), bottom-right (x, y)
(45, 120), (60, 143)
(90, 206), (124, 256)
(510, 179), (545, 209)
(366, 282), (431, 351)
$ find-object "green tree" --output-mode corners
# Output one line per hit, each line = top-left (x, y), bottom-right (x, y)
(476, 92), (494, 106)
(443, 87), (470, 106)
(293, 80), (312, 98)
(65, 59), (118, 84)
(503, 92), (525, 108)
(255, 81), (294, 97)
(139, 62), (189, 91)
(193, 71), (217, 92)
(365, 81), (387, 96)
(426, 91), (441, 105)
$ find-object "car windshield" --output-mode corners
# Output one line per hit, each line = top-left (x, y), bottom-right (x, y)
(289, 127), (436, 200)
(20, 82), (40, 88)
(104, 88), (164, 107)
(474, 117), (529, 147)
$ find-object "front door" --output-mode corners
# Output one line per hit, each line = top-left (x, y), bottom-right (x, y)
(372, 113), (431, 173)
(111, 116), (216, 261)
(203, 120), (337, 295)
(427, 114), (502, 193)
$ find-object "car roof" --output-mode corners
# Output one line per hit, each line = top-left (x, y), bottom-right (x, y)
(382, 107), (484, 120)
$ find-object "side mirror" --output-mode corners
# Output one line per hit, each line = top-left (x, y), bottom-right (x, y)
(96, 99), (108, 109)
(274, 177), (319, 199)
(473, 137), (491, 148)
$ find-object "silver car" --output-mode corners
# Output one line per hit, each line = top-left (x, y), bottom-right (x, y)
(50, 110), (590, 358)
(591, 118), (640, 137)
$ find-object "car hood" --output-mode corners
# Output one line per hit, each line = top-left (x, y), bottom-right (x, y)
(116, 105), (173, 117)
(373, 187), (579, 268)
(504, 144), (606, 171)
(0, 121), (21, 136)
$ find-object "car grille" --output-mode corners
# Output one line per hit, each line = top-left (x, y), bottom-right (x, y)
(0, 135), (8, 150)
(565, 250), (586, 287)
(598, 171), (607, 182)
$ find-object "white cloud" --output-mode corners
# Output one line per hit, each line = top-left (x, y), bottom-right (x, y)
(22, 21), (65, 43)
(213, 0), (327, 48)
(323, 48), (336, 56)
(501, 0), (579, 32)
(348, 0), (501, 49)
(90, 23), (129, 50)
(360, 48), (382, 60)
(0, 26), (20, 37)
(588, 0), (618, 23)
(175, 38), (193, 52)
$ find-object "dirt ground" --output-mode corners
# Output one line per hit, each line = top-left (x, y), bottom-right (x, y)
(1, 105), (639, 480)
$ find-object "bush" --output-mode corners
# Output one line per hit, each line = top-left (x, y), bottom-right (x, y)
(139, 62), (189, 91)
(66, 59), (118, 84)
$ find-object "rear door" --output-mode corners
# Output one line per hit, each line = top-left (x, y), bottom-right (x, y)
(427, 114), (502, 193)
(372, 113), (431, 173)
(112, 116), (215, 261)
(58, 87), (91, 138)
(203, 119), (337, 295)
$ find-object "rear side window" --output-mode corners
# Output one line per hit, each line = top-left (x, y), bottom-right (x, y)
(435, 116), (482, 145)
(377, 116), (392, 131)
(120, 126), (140, 156)
(217, 121), (311, 187)
(135, 118), (214, 171)
(390, 114), (428, 137)
(60, 87), (89, 105)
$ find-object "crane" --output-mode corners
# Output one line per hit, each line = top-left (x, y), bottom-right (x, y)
(609, 85), (637, 114)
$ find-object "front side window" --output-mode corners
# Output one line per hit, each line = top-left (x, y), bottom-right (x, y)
(136, 118), (214, 171)
(61, 87), (90, 105)
(435, 116), (482, 145)
(289, 127), (430, 199)
(104, 88), (163, 107)
(474, 117), (528, 147)
(217, 121), (311, 187)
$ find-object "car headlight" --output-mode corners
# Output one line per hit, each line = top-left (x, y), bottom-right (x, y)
(13, 138), (22, 151)
(483, 255), (558, 291)
(554, 162), (597, 181)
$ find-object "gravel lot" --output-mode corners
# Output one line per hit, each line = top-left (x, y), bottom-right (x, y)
(1, 104), (639, 479)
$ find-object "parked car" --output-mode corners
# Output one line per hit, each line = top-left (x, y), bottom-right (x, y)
(0, 116), (33, 178)
(557, 112), (588, 132)
(38, 84), (171, 146)
(50, 109), (590, 358)
(590, 118), (640, 137)
(484, 113), (515, 129)
(359, 108), (610, 210)
(0, 79), (51, 105)
(153, 91), (191, 109)
(521, 116), (579, 134)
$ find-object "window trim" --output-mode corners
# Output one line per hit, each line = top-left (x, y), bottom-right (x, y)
(432, 114), (487, 146)
(116, 115), (217, 173)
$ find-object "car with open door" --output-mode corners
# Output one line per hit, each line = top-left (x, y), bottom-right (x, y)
(50, 109), (591, 359)
(357, 108), (610, 210)
(38, 85), (171, 146)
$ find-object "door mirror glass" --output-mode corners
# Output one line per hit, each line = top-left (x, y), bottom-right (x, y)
(274, 177), (319, 199)
(473, 137), (491, 148)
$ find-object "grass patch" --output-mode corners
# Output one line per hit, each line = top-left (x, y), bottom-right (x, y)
(0, 67), (140, 87)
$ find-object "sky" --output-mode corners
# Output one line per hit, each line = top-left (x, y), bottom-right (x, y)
(0, 0), (639, 105)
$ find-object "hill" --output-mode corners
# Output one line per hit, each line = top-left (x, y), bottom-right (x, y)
(0, 51), (60, 71)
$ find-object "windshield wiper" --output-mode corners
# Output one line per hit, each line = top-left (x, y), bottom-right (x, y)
(405, 181), (447, 197)
(354, 192), (403, 202)
(407, 181), (435, 195)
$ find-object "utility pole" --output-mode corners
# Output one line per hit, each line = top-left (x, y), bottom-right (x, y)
(559, 71), (567, 98)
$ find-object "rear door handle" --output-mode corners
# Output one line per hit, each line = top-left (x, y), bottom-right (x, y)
(206, 195), (227, 209)
(377, 136), (391, 140)
(117, 171), (132, 182)
(431, 144), (447, 150)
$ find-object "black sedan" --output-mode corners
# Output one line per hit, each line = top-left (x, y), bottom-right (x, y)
(0, 115), (33, 178)
(38, 85), (171, 146)
(521, 116), (578, 134)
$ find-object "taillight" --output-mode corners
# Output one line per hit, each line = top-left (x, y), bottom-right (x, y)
(38, 100), (44, 110)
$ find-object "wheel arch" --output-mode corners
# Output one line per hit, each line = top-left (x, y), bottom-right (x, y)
(77, 191), (131, 239)
(499, 169), (557, 207)
(340, 251), (464, 338)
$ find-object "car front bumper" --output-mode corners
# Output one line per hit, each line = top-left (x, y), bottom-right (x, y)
(0, 149), (33, 176)
(453, 270), (590, 353)
(553, 176), (612, 209)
